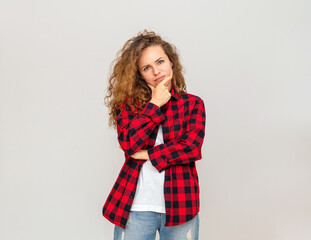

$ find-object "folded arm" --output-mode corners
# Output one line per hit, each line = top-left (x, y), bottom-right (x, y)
(117, 102), (165, 156)
(147, 99), (206, 172)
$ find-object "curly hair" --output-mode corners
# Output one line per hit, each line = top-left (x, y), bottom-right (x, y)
(105, 30), (187, 128)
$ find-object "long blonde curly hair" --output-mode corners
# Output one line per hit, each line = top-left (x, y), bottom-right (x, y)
(105, 30), (187, 128)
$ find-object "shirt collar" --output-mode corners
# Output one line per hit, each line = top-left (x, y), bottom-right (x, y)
(170, 86), (181, 100)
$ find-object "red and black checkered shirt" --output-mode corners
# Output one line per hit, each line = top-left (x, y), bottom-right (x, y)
(102, 87), (206, 228)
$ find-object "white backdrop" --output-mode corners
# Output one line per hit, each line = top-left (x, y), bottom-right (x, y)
(1, 1), (310, 239)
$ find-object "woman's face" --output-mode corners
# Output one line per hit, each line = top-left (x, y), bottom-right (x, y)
(138, 45), (173, 89)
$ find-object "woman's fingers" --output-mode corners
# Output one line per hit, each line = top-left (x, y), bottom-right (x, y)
(159, 75), (172, 89)
(130, 150), (148, 160)
(148, 75), (172, 107)
(148, 75), (172, 92)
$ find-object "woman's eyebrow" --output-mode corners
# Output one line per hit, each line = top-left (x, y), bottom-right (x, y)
(141, 57), (164, 69)
(155, 57), (163, 62)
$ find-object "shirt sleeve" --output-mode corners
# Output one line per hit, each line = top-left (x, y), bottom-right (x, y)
(117, 102), (165, 156)
(147, 99), (206, 172)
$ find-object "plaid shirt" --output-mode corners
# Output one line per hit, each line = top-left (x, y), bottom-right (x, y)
(102, 87), (206, 228)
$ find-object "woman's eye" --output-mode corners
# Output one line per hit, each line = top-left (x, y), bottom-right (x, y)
(158, 60), (164, 64)
(143, 66), (150, 71)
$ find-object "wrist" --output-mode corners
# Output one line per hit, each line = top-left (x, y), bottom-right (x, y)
(150, 99), (161, 107)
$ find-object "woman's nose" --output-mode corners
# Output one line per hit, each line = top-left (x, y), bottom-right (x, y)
(153, 66), (160, 75)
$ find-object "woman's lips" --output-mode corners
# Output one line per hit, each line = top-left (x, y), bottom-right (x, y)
(155, 76), (165, 82)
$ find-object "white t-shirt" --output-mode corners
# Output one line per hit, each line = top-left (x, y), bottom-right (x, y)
(131, 125), (165, 213)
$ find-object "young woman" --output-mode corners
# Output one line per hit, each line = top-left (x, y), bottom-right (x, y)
(102, 30), (206, 240)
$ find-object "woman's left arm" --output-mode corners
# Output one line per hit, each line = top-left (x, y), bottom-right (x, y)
(144, 98), (206, 172)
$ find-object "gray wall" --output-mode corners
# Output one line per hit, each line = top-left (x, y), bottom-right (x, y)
(1, 0), (310, 239)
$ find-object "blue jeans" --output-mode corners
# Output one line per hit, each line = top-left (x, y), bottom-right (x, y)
(114, 211), (199, 240)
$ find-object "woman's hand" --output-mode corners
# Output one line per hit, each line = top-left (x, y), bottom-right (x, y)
(119, 146), (150, 160)
(148, 76), (172, 107)
(130, 149), (150, 160)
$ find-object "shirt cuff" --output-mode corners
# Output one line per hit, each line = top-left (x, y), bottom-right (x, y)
(140, 102), (165, 125)
(148, 145), (169, 172)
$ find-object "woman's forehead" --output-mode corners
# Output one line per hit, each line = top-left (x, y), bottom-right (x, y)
(138, 45), (167, 65)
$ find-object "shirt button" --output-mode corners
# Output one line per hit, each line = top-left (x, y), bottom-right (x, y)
(130, 193), (135, 199)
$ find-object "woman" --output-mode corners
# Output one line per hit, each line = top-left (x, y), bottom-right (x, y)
(102, 30), (206, 240)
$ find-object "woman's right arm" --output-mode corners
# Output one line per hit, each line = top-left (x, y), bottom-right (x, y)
(118, 77), (171, 156)
(116, 102), (165, 156)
